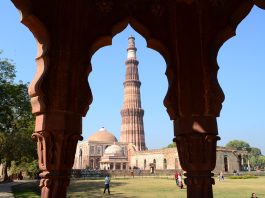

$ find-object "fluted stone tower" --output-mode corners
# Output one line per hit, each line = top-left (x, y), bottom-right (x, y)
(120, 36), (146, 151)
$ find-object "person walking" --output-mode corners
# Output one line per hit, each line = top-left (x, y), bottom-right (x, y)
(103, 175), (111, 195)
(219, 171), (224, 181)
(174, 172), (179, 186)
(178, 173), (184, 189)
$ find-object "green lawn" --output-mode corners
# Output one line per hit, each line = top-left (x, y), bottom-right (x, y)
(12, 176), (265, 198)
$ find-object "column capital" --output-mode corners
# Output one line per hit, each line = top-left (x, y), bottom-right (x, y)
(174, 133), (220, 172)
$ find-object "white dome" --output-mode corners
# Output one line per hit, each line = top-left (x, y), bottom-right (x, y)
(88, 127), (117, 143)
(104, 144), (124, 156)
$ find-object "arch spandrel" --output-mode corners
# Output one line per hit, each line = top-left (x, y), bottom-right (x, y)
(254, 0), (265, 9)
(87, 17), (171, 65)
(11, 0), (50, 115)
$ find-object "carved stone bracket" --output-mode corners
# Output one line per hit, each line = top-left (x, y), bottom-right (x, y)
(32, 131), (83, 171)
(184, 172), (215, 186)
(32, 112), (83, 197)
(174, 132), (220, 198)
(174, 133), (220, 171)
(39, 171), (71, 198)
(184, 171), (215, 198)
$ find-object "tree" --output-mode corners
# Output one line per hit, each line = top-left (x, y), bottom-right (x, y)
(10, 159), (39, 179)
(0, 51), (37, 181)
(166, 143), (176, 148)
(256, 156), (265, 169)
(249, 147), (263, 169)
(249, 155), (258, 169)
(225, 140), (264, 170)
(250, 147), (262, 157)
(225, 140), (250, 151)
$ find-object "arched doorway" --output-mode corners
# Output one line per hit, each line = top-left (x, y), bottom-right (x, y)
(224, 155), (229, 172)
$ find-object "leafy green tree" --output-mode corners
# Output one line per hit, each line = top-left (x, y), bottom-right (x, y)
(10, 159), (39, 178)
(256, 156), (265, 169)
(0, 51), (37, 181)
(225, 140), (250, 151)
(249, 147), (262, 168)
(226, 140), (264, 169)
(250, 147), (262, 157)
(249, 155), (258, 169)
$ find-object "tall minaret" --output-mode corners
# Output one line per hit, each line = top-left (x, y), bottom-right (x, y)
(120, 36), (146, 151)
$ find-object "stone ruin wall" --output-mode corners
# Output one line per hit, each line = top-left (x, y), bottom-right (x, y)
(215, 148), (240, 173)
(131, 147), (241, 174)
(130, 148), (181, 170)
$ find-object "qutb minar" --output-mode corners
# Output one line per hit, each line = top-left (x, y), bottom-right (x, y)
(120, 36), (146, 151)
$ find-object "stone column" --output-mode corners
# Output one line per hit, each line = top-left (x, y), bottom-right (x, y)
(29, 51), (91, 197)
(32, 112), (83, 198)
(247, 158), (251, 172)
(16, 21), (91, 197)
(173, 117), (220, 198)
(241, 155), (244, 169)
(10, 1), (93, 196)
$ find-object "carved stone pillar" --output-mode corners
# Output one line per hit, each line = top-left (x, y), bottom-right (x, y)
(32, 112), (83, 197)
(173, 117), (220, 198)
(29, 52), (91, 197)
(162, 1), (264, 197)
(11, 0), (93, 196)
(30, 59), (91, 197)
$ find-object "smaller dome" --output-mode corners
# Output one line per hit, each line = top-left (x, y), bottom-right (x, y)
(104, 144), (124, 156)
(88, 127), (117, 143)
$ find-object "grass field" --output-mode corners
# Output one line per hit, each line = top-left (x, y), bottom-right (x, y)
(12, 176), (265, 198)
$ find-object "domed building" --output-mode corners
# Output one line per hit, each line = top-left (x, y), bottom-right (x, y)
(88, 127), (118, 143)
(100, 144), (128, 170)
(73, 127), (128, 169)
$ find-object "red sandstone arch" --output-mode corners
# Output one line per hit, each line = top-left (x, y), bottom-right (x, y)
(88, 18), (171, 65)
(12, 0), (50, 115)
(9, 0), (265, 197)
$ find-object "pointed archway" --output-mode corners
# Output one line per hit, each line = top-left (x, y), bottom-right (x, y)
(10, 0), (264, 197)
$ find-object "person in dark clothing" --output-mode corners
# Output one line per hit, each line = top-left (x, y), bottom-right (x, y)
(103, 175), (111, 195)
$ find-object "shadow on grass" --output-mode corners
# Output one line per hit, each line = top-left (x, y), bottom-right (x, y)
(12, 181), (40, 198)
(68, 179), (137, 198)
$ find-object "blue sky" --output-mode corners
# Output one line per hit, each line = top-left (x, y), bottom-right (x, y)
(1, 1), (265, 154)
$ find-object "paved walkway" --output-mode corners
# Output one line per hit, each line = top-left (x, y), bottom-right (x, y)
(0, 180), (33, 198)
(0, 182), (16, 198)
